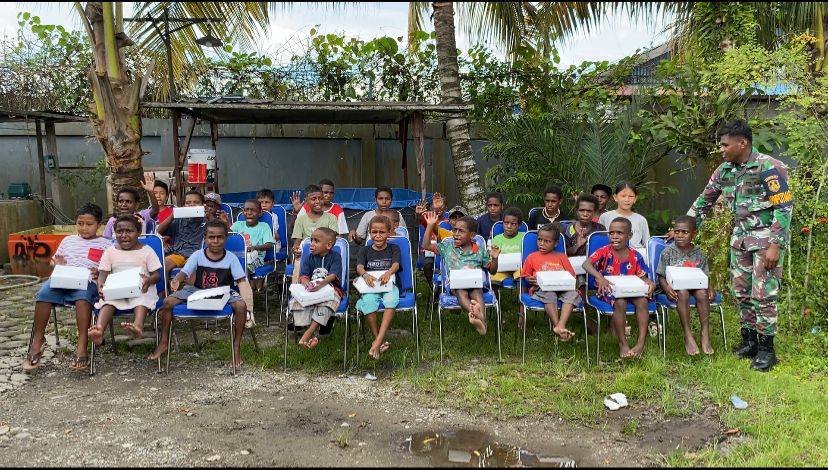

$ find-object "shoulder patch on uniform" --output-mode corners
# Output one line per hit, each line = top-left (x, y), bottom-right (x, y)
(761, 167), (792, 207)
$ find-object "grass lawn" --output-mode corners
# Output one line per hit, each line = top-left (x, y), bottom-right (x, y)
(202, 274), (828, 467)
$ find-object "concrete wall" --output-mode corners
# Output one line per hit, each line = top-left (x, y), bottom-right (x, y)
(0, 117), (722, 222)
(0, 200), (45, 263)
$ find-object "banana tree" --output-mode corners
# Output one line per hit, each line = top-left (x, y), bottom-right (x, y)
(73, 1), (269, 209)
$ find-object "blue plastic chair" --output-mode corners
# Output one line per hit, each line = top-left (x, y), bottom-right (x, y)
(518, 231), (589, 365)
(528, 207), (541, 223)
(647, 236), (727, 357)
(436, 234), (503, 363)
(90, 234), (167, 376)
(490, 220), (529, 293)
(165, 232), (248, 375)
(426, 220), (454, 328)
(585, 231), (662, 364)
(219, 202), (235, 221)
(349, 236), (420, 366)
(283, 236), (350, 370)
(236, 211), (278, 325)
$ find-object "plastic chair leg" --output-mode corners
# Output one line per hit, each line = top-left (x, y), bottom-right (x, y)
(438, 306), (444, 364)
(343, 311), (349, 372)
(595, 310), (602, 366)
(283, 311), (290, 371)
(582, 309), (590, 367)
(230, 317), (237, 376)
(718, 304), (727, 350)
(495, 303), (503, 363)
(413, 305), (421, 363)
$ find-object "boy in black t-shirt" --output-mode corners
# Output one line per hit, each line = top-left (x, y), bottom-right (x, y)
(355, 216), (401, 359)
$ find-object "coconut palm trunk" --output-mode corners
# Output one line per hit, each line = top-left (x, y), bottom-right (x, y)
(83, 1), (148, 210)
(432, 1), (485, 215)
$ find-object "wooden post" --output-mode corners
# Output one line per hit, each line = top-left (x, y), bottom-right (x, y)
(35, 119), (47, 198)
(411, 112), (426, 201)
(171, 111), (182, 204)
(44, 120), (64, 212)
(399, 116), (409, 189)
(210, 120), (219, 193)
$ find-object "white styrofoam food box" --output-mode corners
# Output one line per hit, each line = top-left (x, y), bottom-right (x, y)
(289, 283), (338, 307)
(569, 256), (587, 275)
(353, 270), (395, 294)
(50, 265), (90, 290)
(187, 285), (231, 310)
(604, 275), (649, 298)
(666, 266), (708, 290)
(536, 270), (576, 292)
(496, 252), (521, 272)
(449, 269), (484, 289)
(173, 206), (205, 218)
(101, 267), (143, 300)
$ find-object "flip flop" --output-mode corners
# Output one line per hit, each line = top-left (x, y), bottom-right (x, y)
(22, 351), (44, 372)
(68, 355), (89, 372)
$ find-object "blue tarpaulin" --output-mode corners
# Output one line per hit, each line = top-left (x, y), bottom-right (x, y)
(221, 188), (431, 211)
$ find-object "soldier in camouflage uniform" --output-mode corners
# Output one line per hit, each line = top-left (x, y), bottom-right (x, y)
(687, 120), (792, 372)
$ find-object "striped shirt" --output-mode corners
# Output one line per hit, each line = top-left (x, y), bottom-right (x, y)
(53, 235), (114, 279)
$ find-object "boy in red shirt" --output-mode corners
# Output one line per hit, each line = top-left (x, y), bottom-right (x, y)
(521, 223), (582, 342)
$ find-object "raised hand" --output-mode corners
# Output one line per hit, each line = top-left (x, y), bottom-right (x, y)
(415, 200), (426, 215)
(423, 211), (439, 226)
(141, 172), (156, 192)
(218, 210), (229, 223)
(291, 191), (303, 213)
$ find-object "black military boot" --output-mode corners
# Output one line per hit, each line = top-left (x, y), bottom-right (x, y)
(752, 334), (778, 372)
(732, 327), (758, 359)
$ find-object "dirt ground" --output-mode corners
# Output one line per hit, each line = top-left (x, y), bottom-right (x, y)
(0, 337), (723, 467)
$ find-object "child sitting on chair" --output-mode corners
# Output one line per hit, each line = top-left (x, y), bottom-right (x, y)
(490, 207), (525, 292)
(290, 227), (343, 349)
(476, 191), (504, 241)
(376, 208), (407, 237)
(256, 188), (282, 253)
(291, 185), (340, 257)
(352, 186), (404, 245)
(657, 215), (715, 356)
(583, 217), (656, 359)
(158, 190), (207, 278)
(522, 223), (582, 341)
(148, 220), (253, 367)
(103, 173), (160, 238)
(23, 203), (113, 373)
(88, 216), (162, 345)
(422, 211), (499, 335)
(230, 199), (275, 293)
(355, 216), (401, 359)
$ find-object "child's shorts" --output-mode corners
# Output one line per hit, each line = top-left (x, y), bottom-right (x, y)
(356, 285), (400, 314)
(292, 304), (335, 327)
(491, 270), (520, 284)
(170, 285), (244, 305)
(35, 279), (98, 305)
(531, 289), (583, 307)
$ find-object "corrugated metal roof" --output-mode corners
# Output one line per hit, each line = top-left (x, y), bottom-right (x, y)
(142, 99), (472, 124)
(0, 109), (87, 122)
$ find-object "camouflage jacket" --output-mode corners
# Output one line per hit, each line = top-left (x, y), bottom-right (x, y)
(688, 152), (792, 251)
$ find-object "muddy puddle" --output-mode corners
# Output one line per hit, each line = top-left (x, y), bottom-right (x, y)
(402, 429), (576, 467)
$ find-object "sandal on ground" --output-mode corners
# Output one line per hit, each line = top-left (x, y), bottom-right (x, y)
(68, 355), (89, 372)
(22, 351), (44, 372)
(604, 392), (628, 411)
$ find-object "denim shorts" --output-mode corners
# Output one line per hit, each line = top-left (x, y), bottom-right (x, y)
(35, 279), (98, 306)
(356, 285), (400, 314)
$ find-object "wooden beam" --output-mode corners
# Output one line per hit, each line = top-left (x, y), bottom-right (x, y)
(399, 117), (409, 189)
(171, 111), (182, 204)
(210, 120), (219, 193)
(35, 119), (47, 199)
(179, 114), (197, 167)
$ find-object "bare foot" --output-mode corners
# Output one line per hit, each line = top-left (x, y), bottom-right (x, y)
(684, 334), (700, 356)
(628, 343), (645, 359)
(701, 333), (714, 355)
(468, 300), (487, 335)
(88, 325), (104, 346)
(121, 322), (143, 339)
(147, 345), (167, 360)
(379, 341), (390, 353)
(368, 344), (380, 359)
(553, 325), (575, 342)
(619, 344), (631, 359)
(305, 337), (319, 349)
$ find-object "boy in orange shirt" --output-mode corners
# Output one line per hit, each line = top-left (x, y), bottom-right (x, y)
(521, 223), (582, 341)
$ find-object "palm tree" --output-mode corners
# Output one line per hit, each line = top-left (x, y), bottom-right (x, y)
(72, 2), (269, 206)
(535, 2), (828, 71)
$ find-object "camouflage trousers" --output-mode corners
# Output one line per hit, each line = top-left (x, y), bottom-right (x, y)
(730, 247), (784, 336)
